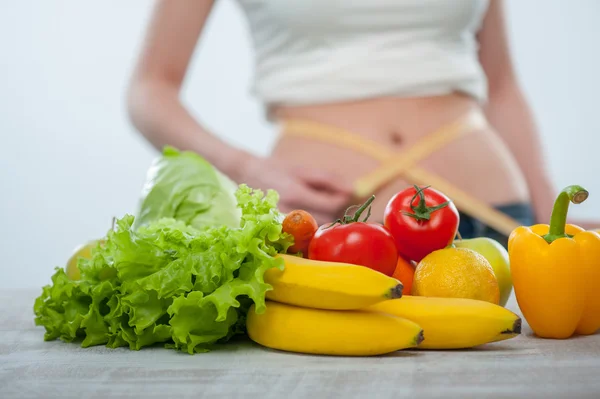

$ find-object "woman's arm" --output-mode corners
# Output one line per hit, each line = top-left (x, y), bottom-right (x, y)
(477, 0), (557, 223)
(126, 0), (353, 222)
(127, 0), (248, 177)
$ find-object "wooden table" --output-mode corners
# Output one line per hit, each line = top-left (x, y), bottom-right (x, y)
(1, 289), (599, 399)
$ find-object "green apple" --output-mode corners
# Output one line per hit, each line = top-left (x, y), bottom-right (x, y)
(65, 240), (104, 280)
(454, 237), (512, 307)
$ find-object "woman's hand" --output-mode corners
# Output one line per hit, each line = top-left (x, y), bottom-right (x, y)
(568, 219), (600, 231)
(236, 155), (355, 224)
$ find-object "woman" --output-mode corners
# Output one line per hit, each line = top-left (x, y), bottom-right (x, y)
(127, 0), (596, 245)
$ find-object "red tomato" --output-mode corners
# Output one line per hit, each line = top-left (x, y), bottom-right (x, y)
(383, 185), (460, 263)
(308, 196), (398, 276)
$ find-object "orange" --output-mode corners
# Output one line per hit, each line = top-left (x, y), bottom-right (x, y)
(392, 256), (416, 296)
(412, 247), (500, 305)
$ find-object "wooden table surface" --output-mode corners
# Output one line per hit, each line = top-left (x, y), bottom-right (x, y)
(1, 288), (599, 399)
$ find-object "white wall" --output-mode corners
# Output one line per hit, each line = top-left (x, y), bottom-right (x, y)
(1, 0), (598, 289)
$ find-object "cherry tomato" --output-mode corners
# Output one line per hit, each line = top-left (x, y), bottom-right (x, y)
(282, 210), (318, 256)
(308, 196), (398, 276)
(384, 185), (460, 263)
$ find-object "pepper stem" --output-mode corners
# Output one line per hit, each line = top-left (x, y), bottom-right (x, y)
(542, 185), (589, 243)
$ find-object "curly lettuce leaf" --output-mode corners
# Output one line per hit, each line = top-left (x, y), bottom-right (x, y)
(33, 185), (292, 354)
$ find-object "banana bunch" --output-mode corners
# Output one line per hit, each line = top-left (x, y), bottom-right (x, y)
(247, 254), (522, 356)
(249, 254), (421, 356)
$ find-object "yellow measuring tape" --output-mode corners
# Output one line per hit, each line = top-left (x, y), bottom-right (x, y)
(281, 110), (522, 236)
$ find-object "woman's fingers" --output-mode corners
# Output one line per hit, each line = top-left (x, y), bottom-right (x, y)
(278, 184), (347, 225)
(278, 201), (334, 226)
(284, 184), (351, 215)
(287, 168), (355, 212)
(292, 166), (354, 194)
(568, 219), (600, 231)
(241, 156), (353, 223)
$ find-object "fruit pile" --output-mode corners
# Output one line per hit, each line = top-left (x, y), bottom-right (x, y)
(248, 255), (522, 355)
(38, 149), (600, 356)
(248, 185), (523, 356)
(285, 186), (513, 302)
(284, 186), (512, 306)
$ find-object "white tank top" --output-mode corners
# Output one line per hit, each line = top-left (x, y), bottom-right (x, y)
(234, 0), (490, 107)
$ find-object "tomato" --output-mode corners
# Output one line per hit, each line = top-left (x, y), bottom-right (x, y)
(282, 210), (318, 256)
(383, 185), (460, 263)
(308, 196), (398, 276)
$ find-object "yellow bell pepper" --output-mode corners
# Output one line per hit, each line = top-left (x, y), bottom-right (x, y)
(508, 185), (600, 339)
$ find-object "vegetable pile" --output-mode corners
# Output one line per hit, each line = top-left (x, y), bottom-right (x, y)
(33, 147), (292, 354)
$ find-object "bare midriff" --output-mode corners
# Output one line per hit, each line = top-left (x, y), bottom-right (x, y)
(269, 92), (531, 220)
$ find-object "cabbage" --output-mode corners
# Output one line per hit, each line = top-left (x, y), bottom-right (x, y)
(133, 146), (241, 231)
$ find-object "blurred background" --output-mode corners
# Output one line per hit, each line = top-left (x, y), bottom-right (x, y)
(1, 0), (598, 289)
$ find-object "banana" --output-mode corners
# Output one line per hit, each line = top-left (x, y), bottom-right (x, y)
(264, 254), (403, 310)
(247, 300), (424, 356)
(366, 296), (522, 349)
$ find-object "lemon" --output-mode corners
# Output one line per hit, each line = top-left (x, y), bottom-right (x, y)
(412, 247), (500, 305)
(65, 240), (104, 280)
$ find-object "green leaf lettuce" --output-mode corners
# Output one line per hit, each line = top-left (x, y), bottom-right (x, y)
(34, 162), (292, 353)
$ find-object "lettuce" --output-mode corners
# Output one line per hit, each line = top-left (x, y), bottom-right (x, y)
(33, 185), (292, 354)
(133, 146), (242, 231)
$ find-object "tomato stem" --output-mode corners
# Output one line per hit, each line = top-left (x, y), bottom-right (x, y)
(351, 195), (375, 222)
(326, 195), (375, 228)
(401, 185), (450, 222)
